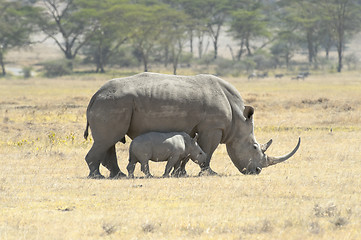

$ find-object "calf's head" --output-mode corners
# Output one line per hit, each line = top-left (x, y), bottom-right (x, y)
(226, 106), (301, 175)
(187, 133), (207, 164)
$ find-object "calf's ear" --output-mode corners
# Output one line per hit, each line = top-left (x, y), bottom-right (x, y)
(243, 106), (254, 120)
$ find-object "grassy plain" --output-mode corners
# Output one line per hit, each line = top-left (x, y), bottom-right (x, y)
(0, 72), (360, 239)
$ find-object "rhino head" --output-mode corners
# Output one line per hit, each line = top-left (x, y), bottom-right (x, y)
(226, 106), (301, 175)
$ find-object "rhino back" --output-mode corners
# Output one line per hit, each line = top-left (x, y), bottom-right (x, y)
(91, 73), (241, 141)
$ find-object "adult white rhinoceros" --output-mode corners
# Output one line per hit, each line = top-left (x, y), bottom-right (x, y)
(84, 72), (300, 178)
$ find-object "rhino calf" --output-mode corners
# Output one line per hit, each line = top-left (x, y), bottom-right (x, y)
(127, 132), (206, 178)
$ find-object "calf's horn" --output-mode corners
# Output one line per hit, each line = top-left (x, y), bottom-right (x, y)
(265, 137), (301, 167)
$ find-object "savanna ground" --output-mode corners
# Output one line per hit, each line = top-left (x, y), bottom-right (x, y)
(0, 71), (360, 239)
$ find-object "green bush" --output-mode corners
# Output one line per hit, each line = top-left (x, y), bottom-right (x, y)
(214, 58), (235, 76)
(22, 66), (32, 78)
(108, 47), (140, 68)
(43, 60), (72, 77)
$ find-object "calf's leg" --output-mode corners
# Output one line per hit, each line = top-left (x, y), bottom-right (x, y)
(127, 161), (136, 179)
(172, 157), (189, 177)
(163, 154), (180, 177)
(140, 160), (152, 178)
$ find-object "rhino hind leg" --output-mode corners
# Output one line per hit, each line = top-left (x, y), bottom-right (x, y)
(102, 145), (126, 179)
(85, 142), (108, 179)
(127, 152), (139, 178)
(140, 162), (153, 178)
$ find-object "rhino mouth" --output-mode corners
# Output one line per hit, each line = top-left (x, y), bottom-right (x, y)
(241, 167), (262, 175)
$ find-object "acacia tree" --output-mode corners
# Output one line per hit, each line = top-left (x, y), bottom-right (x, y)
(81, 0), (138, 73)
(228, 1), (270, 60)
(170, 0), (209, 59)
(158, 8), (189, 74)
(271, 31), (299, 69)
(131, 3), (185, 72)
(199, 0), (230, 59)
(37, 0), (98, 66)
(319, 0), (361, 72)
(286, 1), (321, 64)
(0, 0), (40, 75)
(277, 0), (333, 65)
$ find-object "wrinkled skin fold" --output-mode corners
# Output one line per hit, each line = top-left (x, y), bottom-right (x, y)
(84, 72), (301, 178)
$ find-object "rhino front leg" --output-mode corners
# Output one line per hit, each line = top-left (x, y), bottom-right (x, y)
(163, 154), (181, 177)
(197, 129), (222, 176)
(172, 157), (189, 177)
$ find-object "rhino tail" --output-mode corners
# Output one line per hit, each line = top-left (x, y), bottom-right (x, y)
(84, 90), (100, 140)
(84, 121), (89, 140)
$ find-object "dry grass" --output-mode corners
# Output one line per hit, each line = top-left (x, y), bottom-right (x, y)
(0, 72), (360, 239)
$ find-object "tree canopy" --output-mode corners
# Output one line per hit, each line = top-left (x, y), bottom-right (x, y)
(0, 0), (40, 75)
(1, 0), (361, 75)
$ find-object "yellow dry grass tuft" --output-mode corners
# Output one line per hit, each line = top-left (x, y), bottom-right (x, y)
(0, 72), (360, 239)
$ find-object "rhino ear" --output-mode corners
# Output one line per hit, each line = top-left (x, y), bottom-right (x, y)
(244, 106), (254, 120)
(193, 133), (199, 142)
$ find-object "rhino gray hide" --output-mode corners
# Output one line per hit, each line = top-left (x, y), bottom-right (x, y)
(84, 72), (300, 178)
(127, 132), (206, 178)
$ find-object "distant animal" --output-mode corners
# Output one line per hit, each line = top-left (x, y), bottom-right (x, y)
(248, 72), (257, 80)
(258, 72), (268, 78)
(292, 74), (305, 80)
(275, 74), (284, 79)
(126, 132), (206, 178)
(300, 71), (310, 77)
(292, 72), (310, 80)
(84, 72), (300, 178)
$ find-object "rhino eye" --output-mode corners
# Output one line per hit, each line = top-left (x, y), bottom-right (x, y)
(253, 144), (258, 150)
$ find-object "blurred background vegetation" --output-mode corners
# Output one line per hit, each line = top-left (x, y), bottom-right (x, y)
(1, 0), (361, 78)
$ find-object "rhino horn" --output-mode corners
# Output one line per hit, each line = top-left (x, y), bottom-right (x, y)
(264, 137), (301, 167)
(261, 139), (273, 153)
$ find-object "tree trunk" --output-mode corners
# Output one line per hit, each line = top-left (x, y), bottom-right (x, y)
(0, 52), (5, 76)
(227, 45), (235, 61)
(325, 44), (330, 59)
(336, 25), (344, 72)
(143, 53), (148, 72)
(285, 52), (290, 69)
(337, 41), (343, 72)
(198, 34), (203, 59)
(237, 40), (245, 61)
(173, 60), (177, 75)
(213, 37), (218, 59)
(245, 38), (252, 56)
(189, 30), (193, 54)
(306, 30), (314, 63)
